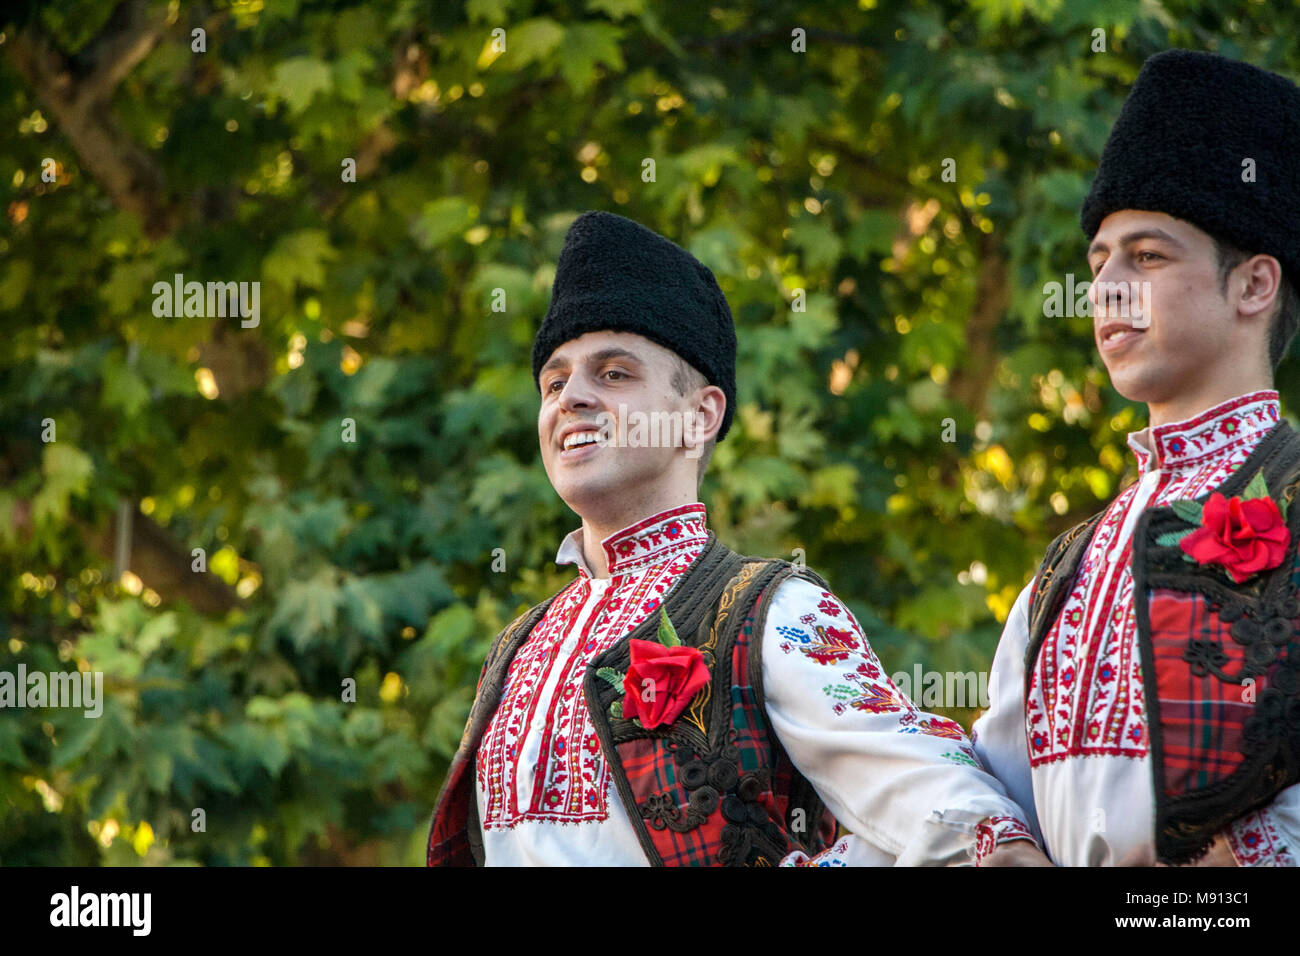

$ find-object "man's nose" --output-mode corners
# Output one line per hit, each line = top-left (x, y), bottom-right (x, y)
(557, 370), (598, 410)
(1089, 266), (1130, 315)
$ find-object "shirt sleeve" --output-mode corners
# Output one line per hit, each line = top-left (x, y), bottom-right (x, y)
(761, 574), (1039, 866)
(969, 580), (1043, 849)
(778, 835), (895, 867)
(1225, 785), (1300, 866)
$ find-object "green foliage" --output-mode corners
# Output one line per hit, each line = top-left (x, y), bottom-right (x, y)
(3, 0), (1299, 864)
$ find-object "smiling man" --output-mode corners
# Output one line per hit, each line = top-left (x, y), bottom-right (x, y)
(427, 210), (1038, 866)
(975, 50), (1300, 866)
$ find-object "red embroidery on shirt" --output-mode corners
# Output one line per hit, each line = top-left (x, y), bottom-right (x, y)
(478, 504), (710, 829)
(1227, 808), (1297, 866)
(1027, 394), (1279, 767)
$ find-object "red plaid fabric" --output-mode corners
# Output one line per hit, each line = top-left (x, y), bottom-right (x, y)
(622, 581), (837, 866)
(1146, 588), (1261, 793)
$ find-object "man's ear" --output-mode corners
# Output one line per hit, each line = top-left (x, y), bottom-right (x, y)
(691, 385), (726, 444)
(1237, 254), (1282, 321)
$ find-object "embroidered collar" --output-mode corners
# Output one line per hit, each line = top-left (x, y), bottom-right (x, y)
(1126, 389), (1280, 474)
(554, 502), (709, 579)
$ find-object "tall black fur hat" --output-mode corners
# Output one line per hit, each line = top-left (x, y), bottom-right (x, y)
(531, 211), (737, 442)
(1081, 49), (1300, 280)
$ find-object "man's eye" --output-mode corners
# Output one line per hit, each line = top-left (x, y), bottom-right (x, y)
(1137, 251), (1163, 263)
(603, 369), (625, 381)
(547, 379), (564, 392)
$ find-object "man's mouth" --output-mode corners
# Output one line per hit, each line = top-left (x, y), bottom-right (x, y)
(558, 427), (606, 461)
(1098, 321), (1145, 353)
(561, 429), (601, 449)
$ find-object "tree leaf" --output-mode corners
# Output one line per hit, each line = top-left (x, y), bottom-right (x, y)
(556, 23), (625, 95)
(270, 56), (333, 114)
(409, 197), (473, 251)
(263, 228), (337, 292)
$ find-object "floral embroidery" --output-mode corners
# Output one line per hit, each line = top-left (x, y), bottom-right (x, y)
(824, 678), (907, 716)
(1027, 392), (1279, 767)
(777, 622), (861, 665)
(817, 598), (842, 618)
(916, 716), (965, 740)
(777, 588), (914, 720)
(1226, 807), (1297, 866)
(973, 816), (1039, 866)
(780, 837), (851, 866)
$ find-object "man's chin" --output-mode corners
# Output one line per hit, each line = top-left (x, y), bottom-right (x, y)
(1104, 367), (1174, 407)
(554, 473), (618, 510)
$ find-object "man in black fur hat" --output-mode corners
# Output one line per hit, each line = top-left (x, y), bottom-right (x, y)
(428, 210), (1040, 866)
(976, 50), (1300, 866)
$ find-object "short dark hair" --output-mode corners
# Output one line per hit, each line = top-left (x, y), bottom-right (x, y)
(669, 354), (716, 490)
(1211, 235), (1300, 370)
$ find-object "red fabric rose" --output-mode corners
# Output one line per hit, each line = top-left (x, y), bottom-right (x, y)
(621, 638), (710, 729)
(1179, 492), (1290, 583)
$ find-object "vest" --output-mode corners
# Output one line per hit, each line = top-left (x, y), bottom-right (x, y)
(1027, 420), (1300, 863)
(426, 532), (839, 866)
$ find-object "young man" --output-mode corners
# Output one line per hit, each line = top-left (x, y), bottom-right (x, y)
(427, 210), (1038, 866)
(975, 50), (1300, 867)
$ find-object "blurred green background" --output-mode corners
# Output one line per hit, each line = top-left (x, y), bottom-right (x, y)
(3, 0), (1298, 865)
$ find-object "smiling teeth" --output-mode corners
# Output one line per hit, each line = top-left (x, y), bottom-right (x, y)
(563, 431), (601, 450)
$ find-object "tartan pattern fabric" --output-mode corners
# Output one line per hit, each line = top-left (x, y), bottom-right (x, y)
(426, 759), (473, 866)
(618, 580), (838, 866)
(1145, 588), (1258, 793)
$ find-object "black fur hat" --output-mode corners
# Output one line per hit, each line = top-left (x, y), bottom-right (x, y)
(1081, 49), (1300, 280)
(531, 211), (737, 442)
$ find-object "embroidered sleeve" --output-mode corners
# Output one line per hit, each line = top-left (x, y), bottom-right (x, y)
(973, 815), (1039, 866)
(1225, 791), (1299, 866)
(761, 575), (1038, 865)
(778, 835), (893, 866)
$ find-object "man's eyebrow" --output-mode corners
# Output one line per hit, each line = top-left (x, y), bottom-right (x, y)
(539, 348), (645, 377)
(1087, 228), (1186, 258)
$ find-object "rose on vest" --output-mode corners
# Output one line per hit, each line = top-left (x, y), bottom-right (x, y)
(621, 639), (710, 729)
(1164, 469), (1291, 583)
(596, 608), (710, 729)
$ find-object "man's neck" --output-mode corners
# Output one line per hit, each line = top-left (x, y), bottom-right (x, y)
(1145, 376), (1273, 429)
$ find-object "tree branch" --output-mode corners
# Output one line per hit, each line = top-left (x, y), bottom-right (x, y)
(6, 0), (175, 237)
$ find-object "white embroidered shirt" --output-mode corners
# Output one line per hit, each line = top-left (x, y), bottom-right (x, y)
(474, 502), (1036, 865)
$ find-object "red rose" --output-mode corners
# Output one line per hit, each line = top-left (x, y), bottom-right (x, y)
(1179, 492), (1290, 583)
(621, 638), (710, 729)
